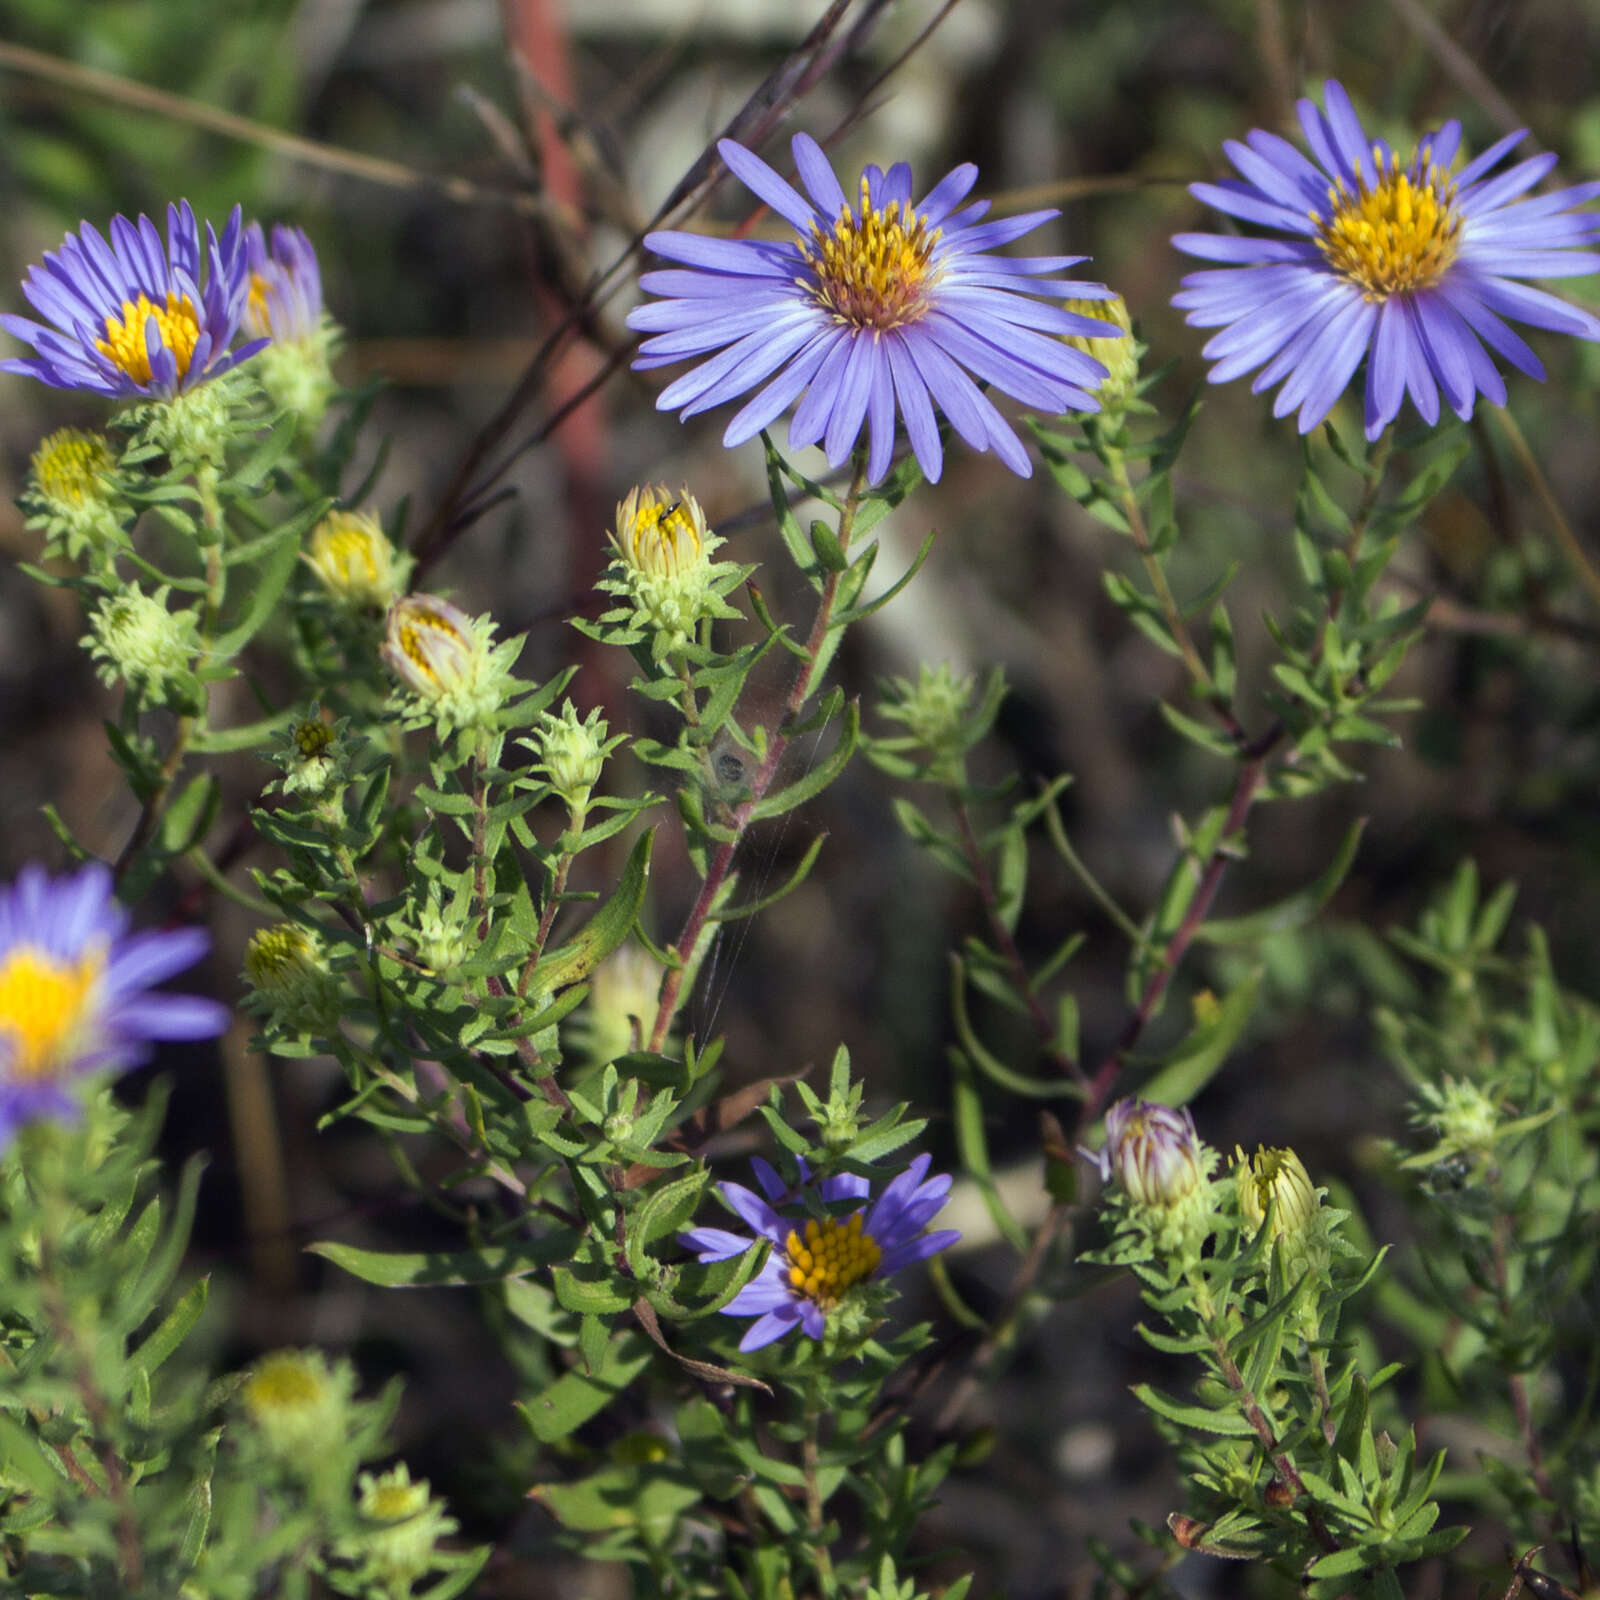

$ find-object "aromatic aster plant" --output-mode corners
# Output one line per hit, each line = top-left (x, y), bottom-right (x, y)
(0, 49), (1598, 1600)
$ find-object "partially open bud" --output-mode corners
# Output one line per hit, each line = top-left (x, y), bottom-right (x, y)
(1101, 1099), (1206, 1208)
(1235, 1145), (1331, 1286)
(306, 510), (407, 611)
(344, 1463), (458, 1593)
(382, 593), (520, 734)
(603, 485), (742, 659)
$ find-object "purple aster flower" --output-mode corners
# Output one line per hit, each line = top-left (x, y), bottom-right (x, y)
(1173, 80), (1600, 439)
(0, 863), (228, 1148)
(242, 222), (324, 344)
(2, 202), (266, 400)
(682, 1153), (960, 1352)
(628, 133), (1121, 484)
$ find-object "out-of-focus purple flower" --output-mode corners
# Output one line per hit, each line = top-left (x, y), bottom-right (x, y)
(1098, 1099), (1205, 1209)
(628, 133), (1120, 484)
(242, 222), (324, 344)
(1173, 80), (1600, 439)
(682, 1154), (960, 1352)
(2, 203), (265, 399)
(0, 863), (228, 1148)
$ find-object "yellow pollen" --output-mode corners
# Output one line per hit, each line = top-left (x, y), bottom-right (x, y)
(629, 500), (702, 577)
(800, 179), (941, 331)
(1315, 154), (1461, 300)
(96, 291), (201, 384)
(0, 943), (105, 1083)
(32, 428), (113, 507)
(783, 1210), (882, 1308)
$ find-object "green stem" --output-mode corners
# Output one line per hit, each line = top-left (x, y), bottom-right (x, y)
(646, 464), (869, 1054)
(801, 1381), (837, 1596)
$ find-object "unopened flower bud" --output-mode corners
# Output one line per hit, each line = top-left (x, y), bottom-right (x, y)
(244, 923), (340, 1033)
(1427, 1078), (1499, 1158)
(346, 1463), (457, 1592)
(83, 583), (201, 709)
(877, 663), (976, 780)
(1062, 295), (1138, 409)
(1237, 1146), (1318, 1239)
(534, 700), (611, 811)
(382, 593), (519, 734)
(275, 715), (344, 799)
(409, 888), (474, 978)
(25, 427), (125, 562)
(306, 510), (407, 611)
(1101, 1099), (1205, 1208)
(240, 1349), (353, 1464)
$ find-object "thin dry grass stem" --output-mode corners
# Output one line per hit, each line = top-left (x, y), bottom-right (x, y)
(0, 38), (572, 225)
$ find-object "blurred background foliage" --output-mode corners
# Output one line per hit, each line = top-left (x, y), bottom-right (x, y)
(3, 0), (1600, 1593)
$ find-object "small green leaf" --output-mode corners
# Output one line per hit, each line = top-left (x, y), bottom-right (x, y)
(518, 1332), (653, 1444)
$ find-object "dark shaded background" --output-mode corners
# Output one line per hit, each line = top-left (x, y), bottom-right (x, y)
(3, 0), (1600, 1593)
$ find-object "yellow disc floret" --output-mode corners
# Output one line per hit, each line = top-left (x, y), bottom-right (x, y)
(616, 485), (708, 580)
(1315, 148), (1462, 300)
(784, 1211), (883, 1308)
(801, 180), (941, 331)
(0, 944), (105, 1083)
(97, 291), (201, 385)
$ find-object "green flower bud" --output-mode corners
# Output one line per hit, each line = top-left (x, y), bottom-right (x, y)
(1425, 1077), (1499, 1158)
(1062, 294), (1138, 410)
(343, 1463), (458, 1595)
(273, 714), (346, 800)
(23, 427), (126, 564)
(877, 663), (976, 781)
(381, 593), (522, 735)
(243, 923), (341, 1033)
(408, 888), (475, 978)
(306, 510), (408, 611)
(83, 583), (202, 709)
(1236, 1145), (1331, 1286)
(580, 945), (663, 1064)
(240, 1348), (354, 1464)
(532, 699), (613, 811)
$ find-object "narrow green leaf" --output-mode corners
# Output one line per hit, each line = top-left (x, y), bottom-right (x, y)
(747, 701), (859, 821)
(1131, 1383), (1256, 1436)
(518, 1333), (653, 1444)
(1194, 820), (1365, 945)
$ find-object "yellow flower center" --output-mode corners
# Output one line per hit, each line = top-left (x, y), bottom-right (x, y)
(243, 1353), (328, 1416)
(96, 291), (201, 385)
(32, 428), (113, 507)
(1315, 150), (1462, 300)
(628, 498), (703, 578)
(800, 181), (941, 331)
(366, 1479), (429, 1522)
(784, 1211), (883, 1308)
(244, 926), (317, 992)
(0, 943), (105, 1083)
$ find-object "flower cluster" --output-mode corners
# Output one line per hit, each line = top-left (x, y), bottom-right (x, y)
(682, 1155), (959, 1352)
